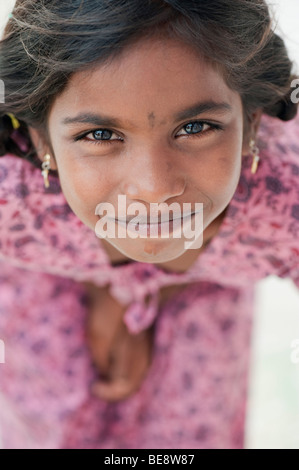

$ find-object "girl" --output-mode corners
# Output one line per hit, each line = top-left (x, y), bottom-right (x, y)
(0, 0), (298, 449)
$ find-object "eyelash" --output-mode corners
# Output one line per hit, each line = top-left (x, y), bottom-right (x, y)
(74, 121), (223, 146)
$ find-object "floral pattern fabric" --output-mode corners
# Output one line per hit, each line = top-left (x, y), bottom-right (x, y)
(0, 113), (299, 448)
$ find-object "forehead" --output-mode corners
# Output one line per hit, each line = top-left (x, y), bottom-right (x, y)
(51, 37), (241, 122)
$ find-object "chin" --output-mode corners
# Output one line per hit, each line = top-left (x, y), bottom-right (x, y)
(106, 238), (188, 264)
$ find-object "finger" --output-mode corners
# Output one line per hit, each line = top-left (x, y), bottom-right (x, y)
(85, 299), (126, 374)
(108, 328), (153, 396)
(91, 329), (152, 402)
(87, 338), (113, 377)
(87, 321), (132, 389)
(91, 378), (133, 402)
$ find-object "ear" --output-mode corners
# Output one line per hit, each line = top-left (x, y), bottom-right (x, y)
(28, 126), (58, 171)
(242, 108), (263, 156)
(250, 108), (263, 136)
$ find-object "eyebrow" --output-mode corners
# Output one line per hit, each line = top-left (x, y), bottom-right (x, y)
(61, 101), (232, 128)
(174, 101), (232, 122)
(62, 113), (125, 128)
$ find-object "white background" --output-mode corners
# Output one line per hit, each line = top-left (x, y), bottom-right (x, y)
(0, 0), (299, 449)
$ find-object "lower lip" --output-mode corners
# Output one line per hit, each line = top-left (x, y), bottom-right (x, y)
(115, 213), (196, 238)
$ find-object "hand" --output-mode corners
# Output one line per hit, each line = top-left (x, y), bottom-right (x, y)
(84, 282), (154, 402)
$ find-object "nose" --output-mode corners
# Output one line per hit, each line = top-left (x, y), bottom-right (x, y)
(121, 143), (186, 204)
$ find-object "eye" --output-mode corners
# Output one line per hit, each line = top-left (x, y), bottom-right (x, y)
(92, 129), (114, 140)
(75, 128), (123, 144)
(176, 121), (222, 137)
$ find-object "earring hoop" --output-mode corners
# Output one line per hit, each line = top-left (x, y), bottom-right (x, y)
(41, 154), (51, 188)
(250, 139), (260, 175)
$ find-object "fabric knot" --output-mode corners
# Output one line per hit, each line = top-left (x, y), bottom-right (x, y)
(123, 289), (160, 334)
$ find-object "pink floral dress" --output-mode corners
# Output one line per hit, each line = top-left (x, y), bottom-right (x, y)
(0, 113), (299, 449)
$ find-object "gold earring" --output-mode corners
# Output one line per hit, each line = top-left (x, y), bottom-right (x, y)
(250, 139), (260, 174)
(7, 113), (20, 130)
(41, 154), (51, 188)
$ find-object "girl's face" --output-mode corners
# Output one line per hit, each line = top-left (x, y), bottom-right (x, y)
(40, 38), (251, 264)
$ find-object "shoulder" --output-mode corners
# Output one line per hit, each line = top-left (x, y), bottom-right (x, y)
(0, 149), (65, 216)
(0, 151), (74, 260)
(0, 150), (111, 276)
(235, 112), (299, 218)
(258, 111), (299, 168)
(254, 113), (299, 216)
(226, 112), (299, 276)
(0, 128), (64, 198)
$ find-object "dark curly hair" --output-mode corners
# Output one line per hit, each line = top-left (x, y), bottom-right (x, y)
(0, 0), (298, 172)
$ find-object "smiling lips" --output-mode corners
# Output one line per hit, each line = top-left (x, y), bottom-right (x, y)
(114, 213), (196, 237)
(115, 212), (195, 224)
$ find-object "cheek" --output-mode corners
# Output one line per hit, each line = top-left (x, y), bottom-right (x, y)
(214, 155), (242, 198)
(192, 137), (243, 205)
(53, 148), (114, 222)
(215, 126), (244, 189)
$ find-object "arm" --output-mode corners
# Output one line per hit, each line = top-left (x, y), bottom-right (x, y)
(84, 281), (154, 402)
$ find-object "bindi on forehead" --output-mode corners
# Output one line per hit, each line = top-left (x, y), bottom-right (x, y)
(148, 112), (156, 128)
